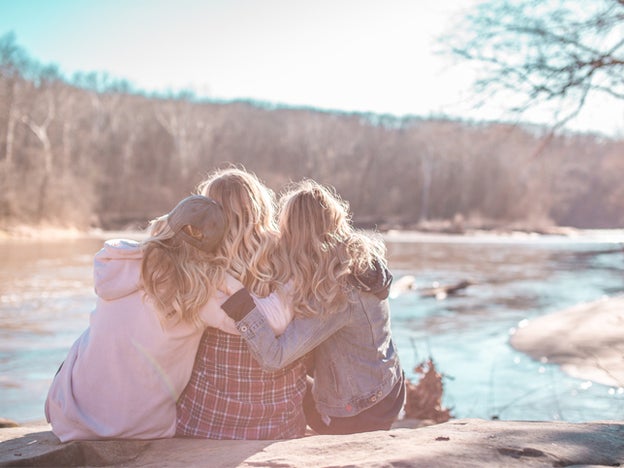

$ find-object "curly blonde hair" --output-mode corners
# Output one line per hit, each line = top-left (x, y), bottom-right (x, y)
(197, 168), (279, 297)
(275, 179), (387, 317)
(140, 215), (227, 327)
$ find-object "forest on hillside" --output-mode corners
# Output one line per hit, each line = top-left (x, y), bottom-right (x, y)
(1, 34), (623, 231)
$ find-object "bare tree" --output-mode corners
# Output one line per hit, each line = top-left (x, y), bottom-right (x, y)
(442, 0), (624, 130)
(20, 71), (58, 219)
(0, 34), (25, 220)
(0, 34), (27, 168)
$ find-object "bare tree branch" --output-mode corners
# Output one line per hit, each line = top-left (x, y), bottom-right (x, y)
(441, 0), (624, 131)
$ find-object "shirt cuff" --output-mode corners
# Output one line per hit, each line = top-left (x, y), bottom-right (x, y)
(221, 288), (256, 321)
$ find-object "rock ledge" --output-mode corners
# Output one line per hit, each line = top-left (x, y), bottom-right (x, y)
(1, 419), (623, 467)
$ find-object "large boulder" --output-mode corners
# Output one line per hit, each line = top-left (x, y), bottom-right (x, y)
(1, 419), (623, 467)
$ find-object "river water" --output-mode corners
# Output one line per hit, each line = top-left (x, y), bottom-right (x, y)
(1, 231), (624, 424)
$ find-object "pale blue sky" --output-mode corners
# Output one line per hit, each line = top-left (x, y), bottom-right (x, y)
(1, 0), (623, 136)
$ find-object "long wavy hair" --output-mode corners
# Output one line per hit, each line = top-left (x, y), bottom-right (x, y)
(197, 168), (279, 297)
(275, 179), (387, 317)
(140, 215), (227, 327)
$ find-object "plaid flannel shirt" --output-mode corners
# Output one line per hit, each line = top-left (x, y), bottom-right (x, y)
(176, 327), (307, 440)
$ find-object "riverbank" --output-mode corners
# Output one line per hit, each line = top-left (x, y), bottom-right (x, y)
(1, 418), (623, 467)
(0, 225), (148, 242)
(3, 223), (624, 246)
(510, 294), (624, 388)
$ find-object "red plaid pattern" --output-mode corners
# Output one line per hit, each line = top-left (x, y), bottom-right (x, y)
(176, 328), (307, 439)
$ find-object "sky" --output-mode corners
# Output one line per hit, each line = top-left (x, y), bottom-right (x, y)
(1, 0), (623, 137)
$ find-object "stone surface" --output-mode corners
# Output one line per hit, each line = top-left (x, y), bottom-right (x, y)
(2, 419), (623, 467)
(511, 294), (624, 387)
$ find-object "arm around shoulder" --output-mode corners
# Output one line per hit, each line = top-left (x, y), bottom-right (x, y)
(221, 289), (347, 371)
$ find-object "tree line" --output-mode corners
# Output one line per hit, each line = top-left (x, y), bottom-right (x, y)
(1, 33), (623, 232)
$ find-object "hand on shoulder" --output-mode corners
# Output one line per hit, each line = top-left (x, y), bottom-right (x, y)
(220, 273), (245, 296)
(199, 295), (240, 335)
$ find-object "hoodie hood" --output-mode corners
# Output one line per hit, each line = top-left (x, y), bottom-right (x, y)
(93, 239), (143, 301)
(349, 257), (393, 300)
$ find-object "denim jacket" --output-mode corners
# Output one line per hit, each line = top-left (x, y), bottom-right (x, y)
(222, 262), (403, 418)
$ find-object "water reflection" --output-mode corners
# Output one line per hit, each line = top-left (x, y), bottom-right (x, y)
(0, 238), (106, 423)
(387, 236), (624, 421)
(0, 234), (623, 423)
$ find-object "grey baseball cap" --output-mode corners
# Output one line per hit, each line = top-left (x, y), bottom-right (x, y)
(166, 195), (226, 253)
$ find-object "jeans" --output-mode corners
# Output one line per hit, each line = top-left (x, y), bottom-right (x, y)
(303, 372), (406, 435)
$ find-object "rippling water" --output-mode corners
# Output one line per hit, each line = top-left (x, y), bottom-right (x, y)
(1, 232), (623, 423)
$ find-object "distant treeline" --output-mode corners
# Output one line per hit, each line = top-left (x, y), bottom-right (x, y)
(1, 33), (623, 231)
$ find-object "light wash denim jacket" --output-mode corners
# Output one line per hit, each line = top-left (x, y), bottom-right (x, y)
(222, 263), (403, 418)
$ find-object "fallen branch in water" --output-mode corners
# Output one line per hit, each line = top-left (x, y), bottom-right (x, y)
(419, 280), (474, 300)
(391, 275), (474, 300)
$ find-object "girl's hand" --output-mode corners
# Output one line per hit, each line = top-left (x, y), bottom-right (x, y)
(218, 316), (240, 335)
(220, 274), (245, 296)
(199, 295), (241, 335)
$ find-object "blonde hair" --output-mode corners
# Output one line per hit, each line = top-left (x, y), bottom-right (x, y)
(275, 179), (387, 317)
(140, 215), (227, 327)
(197, 167), (279, 297)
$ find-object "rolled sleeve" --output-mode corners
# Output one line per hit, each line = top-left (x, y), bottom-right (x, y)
(235, 308), (286, 371)
(236, 305), (349, 371)
(221, 288), (256, 321)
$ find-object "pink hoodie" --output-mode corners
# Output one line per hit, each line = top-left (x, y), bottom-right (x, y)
(44, 239), (234, 441)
